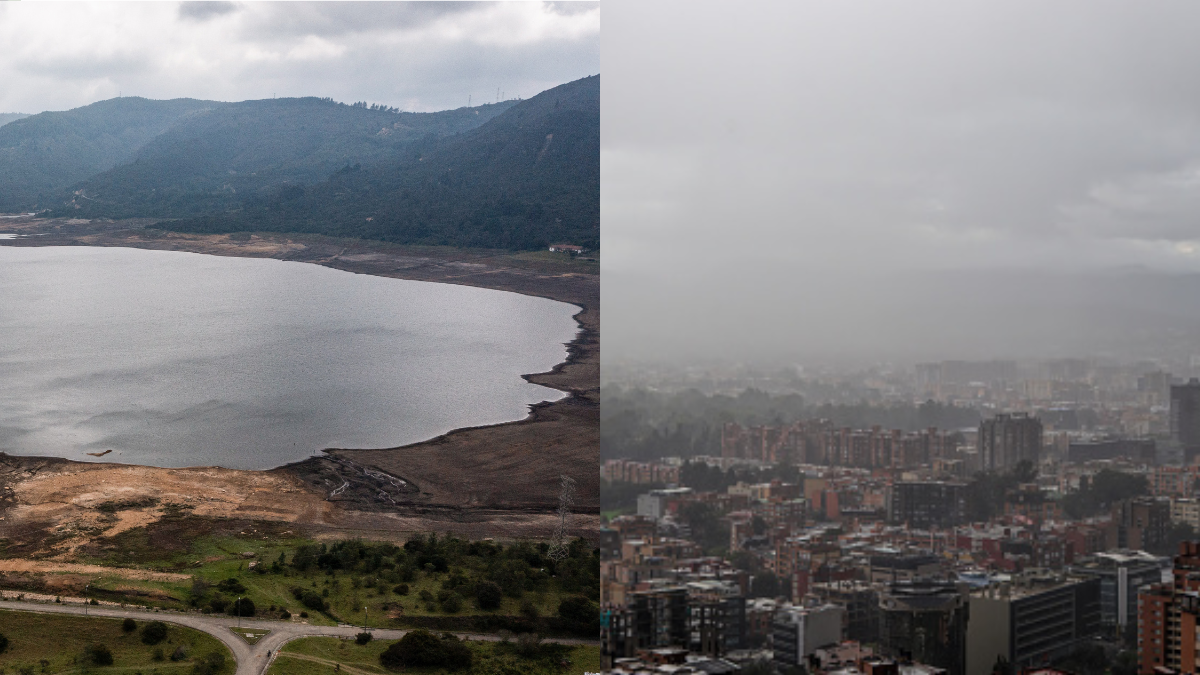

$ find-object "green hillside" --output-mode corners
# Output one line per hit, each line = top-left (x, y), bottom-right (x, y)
(63, 97), (516, 219)
(164, 75), (600, 250)
(0, 97), (218, 209)
(0, 113), (30, 128)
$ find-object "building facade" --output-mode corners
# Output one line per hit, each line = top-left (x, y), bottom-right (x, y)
(966, 573), (1102, 675)
(979, 413), (1043, 472)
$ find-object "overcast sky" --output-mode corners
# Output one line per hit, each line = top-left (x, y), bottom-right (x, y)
(602, 1), (1200, 366)
(0, 1), (598, 114)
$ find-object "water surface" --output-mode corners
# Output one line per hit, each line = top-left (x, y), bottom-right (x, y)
(0, 246), (578, 469)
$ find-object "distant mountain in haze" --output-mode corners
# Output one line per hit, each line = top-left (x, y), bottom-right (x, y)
(0, 113), (30, 128)
(164, 75), (600, 250)
(0, 97), (217, 209)
(0, 76), (598, 251)
(61, 97), (516, 219)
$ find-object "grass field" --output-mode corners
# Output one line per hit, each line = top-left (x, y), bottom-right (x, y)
(0, 610), (234, 675)
(267, 636), (601, 675)
(59, 530), (594, 633)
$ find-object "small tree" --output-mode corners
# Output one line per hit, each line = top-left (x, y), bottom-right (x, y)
(84, 643), (114, 666)
(441, 592), (463, 613)
(228, 597), (255, 617)
(355, 632), (373, 645)
(141, 621), (168, 646)
(122, 618), (137, 633)
(393, 584), (409, 596)
(475, 581), (503, 610)
(558, 596), (598, 634)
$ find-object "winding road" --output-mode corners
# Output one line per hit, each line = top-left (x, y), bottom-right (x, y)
(0, 601), (598, 675)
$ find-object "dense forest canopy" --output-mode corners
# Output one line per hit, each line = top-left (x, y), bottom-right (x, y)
(2, 76), (598, 252)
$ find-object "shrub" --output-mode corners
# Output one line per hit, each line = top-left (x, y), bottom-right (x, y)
(0, 632), (7, 654)
(475, 581), (503, 610)
(122, 618), (137, 633)
(299, 611), (309, 618)
(516, 633), (542, 658)
(418, 589), (434, 602)
(152, 648), (165, 662)
(170, 646), (188, 662)
(141, 621), (168, 645)
(228, 597), (255, 617)
(84, 643), (114, 666)
(90, 599), (99, 606)
(217, 578), (246, 594)
(301, 591), (326, 612)
(558, 596), (598, 633)
(440, 592), (462, 613)
(393, 584), (409, 596)
(519, 599), (540, 619)
(355, 632), (373, 645)
(209, 596), (228, 614)
(191, 652), (225, 675)
(280, 610), (291, 620)
(380, 629), (472, 671)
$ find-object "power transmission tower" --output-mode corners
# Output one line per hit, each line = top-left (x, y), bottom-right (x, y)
(546, 475), (577, 561)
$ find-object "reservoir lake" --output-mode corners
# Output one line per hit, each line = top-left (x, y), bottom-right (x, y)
(0, 245), (579, 469)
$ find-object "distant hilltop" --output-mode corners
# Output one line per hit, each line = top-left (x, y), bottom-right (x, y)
(0, 75), (599, 252)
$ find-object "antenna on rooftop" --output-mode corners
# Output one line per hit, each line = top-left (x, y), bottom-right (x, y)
(496, 87), (500, 104)
(468, 94), (471, 107)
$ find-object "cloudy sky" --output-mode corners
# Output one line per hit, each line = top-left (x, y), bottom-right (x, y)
(0, 1), (598, 114)
(602, 1), (1200, 365)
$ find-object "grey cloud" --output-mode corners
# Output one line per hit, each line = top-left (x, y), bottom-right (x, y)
(239, 2), (485, 39)
(603, 0), (1200, 365)
(546, 2), (598, 16)
(178, 2), (241, 22)
(15, 51), (151, 81)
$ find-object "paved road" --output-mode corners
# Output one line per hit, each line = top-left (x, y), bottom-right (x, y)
(0, 601), (598, 675)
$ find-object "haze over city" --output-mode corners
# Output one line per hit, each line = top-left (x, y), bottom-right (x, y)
(602, 2), (1200, 367)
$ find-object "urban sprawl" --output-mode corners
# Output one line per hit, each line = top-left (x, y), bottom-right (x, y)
(600, 360), (1200, 675)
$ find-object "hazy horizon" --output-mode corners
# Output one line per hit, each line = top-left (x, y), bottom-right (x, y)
(603, 2), (1200, 368)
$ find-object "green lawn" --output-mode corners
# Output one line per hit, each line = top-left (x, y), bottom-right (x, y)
(0, 610), (235, 675)
(267, 636), (600, 675)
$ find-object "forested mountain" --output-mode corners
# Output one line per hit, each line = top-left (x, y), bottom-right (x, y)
(164, 75), (600, 250)
(62, 97), (516, 219)
(0, 97), (217, 209)
(4, 76), (597, 251)
(0, 113), (30, 128)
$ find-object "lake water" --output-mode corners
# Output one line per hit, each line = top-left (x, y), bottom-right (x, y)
(0, 246), (578, 469)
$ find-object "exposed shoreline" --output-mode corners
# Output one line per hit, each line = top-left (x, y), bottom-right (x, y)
(0, 216), (598, 542)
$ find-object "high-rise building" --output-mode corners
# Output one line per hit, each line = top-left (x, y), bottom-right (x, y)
(887, 482), (968, 530)
(979, 413), (1043, 472)
(1108, 497), (1170, 552)
(602, 585), (690, 664)
(878, 581), (970, 675)
(1137, 542), (1200, 675)
(1172, 378), (1200, 458)
(1069, 550), (1164, 642)
(771, 603), (845, 670)
(686, 580), (746, 656)
(966, 572), (1102, 675)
